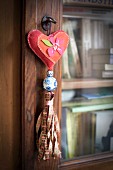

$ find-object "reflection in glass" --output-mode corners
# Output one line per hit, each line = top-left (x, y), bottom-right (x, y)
(61, 5), (113, 160)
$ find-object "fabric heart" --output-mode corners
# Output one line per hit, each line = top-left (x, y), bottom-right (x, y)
(27, 30), (69, 70)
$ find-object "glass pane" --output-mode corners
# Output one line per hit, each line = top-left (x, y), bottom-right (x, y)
(61, 2), (113, 161)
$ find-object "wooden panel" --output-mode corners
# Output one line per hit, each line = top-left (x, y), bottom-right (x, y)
(23, 0), (62, 169)
(0, 0), (21, 169)
(22, 0), (37, 169)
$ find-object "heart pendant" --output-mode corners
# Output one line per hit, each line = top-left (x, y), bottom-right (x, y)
(27, 30), (69, 70)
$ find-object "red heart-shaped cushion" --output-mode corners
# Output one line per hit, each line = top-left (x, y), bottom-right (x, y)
(27, 30), (69, 70)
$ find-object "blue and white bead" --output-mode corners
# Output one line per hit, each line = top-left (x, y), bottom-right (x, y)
(43, 70), (57, 91)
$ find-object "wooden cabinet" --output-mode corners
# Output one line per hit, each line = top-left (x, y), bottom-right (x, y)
(22, 0), (113, 169)
(1, 0), (113, 170)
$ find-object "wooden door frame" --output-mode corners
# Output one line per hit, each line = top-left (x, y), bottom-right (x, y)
(22, 0), (62, 169)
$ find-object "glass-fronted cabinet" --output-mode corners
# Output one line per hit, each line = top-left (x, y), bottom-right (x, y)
(61, 0), (113, 163)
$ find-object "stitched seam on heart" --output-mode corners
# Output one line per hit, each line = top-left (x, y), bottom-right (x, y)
(28, 30), (69, 69)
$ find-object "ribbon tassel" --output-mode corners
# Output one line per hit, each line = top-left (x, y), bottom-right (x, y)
(36, 91), (61, 161)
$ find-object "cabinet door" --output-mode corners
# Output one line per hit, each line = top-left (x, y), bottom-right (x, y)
(0, 0), (21, 170)
(60, 1), (113, 170)
(22, 0), (62, 170)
